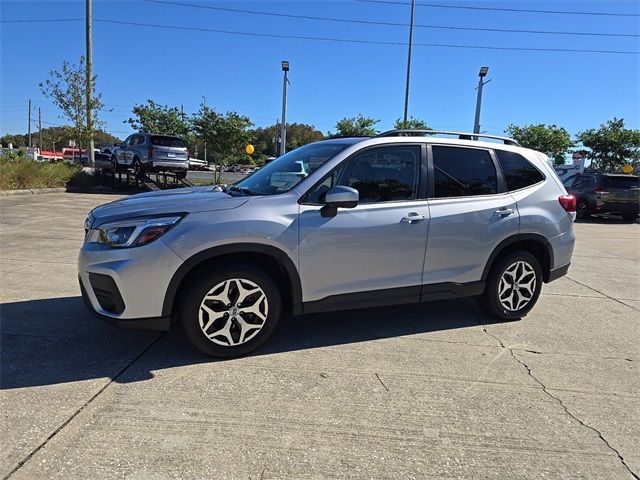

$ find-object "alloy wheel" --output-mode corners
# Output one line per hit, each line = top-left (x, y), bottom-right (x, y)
(198, 278), (268, 346)
(498, 260), (537, 312)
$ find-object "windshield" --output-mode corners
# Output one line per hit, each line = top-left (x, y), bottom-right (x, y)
(233, 141), (353, 195)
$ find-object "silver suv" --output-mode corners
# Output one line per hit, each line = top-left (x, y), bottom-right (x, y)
(105, 133), (189, 178)
(79, 130), (576, 357)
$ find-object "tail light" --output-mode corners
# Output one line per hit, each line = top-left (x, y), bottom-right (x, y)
(558, 194), (576, 221)
(147, 147), (154, 159)
(187, 149), (191, 161)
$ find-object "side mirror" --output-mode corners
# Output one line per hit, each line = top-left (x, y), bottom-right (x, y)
(321, 186), (359, 218)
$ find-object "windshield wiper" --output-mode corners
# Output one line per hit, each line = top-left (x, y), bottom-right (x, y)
(225, 186), (256, 196)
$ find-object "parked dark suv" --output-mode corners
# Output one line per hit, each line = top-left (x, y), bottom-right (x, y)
(565, 173), (639, 221)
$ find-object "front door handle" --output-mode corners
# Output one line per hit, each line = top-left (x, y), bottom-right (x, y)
(401, 212), (428, 223)
(494, 208), (514, 217)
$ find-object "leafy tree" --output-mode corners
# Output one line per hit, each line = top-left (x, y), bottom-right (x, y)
(1, 127), (120, 150)
(39, 56), (104, 153)
(576, 118), (640, 172)
(252, 123), (324, 158)
(191, 106), (253, 182)
(126, 100), (191, 137)
(394, 117), (430, 130)
(505, 123), (573, 165)
(331, 114), (380, 137)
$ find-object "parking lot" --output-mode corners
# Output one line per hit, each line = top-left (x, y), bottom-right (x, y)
(1, 192), (638, 479)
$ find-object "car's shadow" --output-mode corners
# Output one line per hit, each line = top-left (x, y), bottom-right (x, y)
(1, 295), (498, 390)
(575, 214), (638, 225)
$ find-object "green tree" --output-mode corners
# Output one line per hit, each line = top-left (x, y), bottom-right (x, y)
(505, 123), (573, 165)
(394, 117), (430, 130)
(576, 118), (640, 172)
(39, 56), (104, 152)
(331, 114), (379, 137)
(252, 123), (324, 158)
(1, 126), (119, 150)
(191, 106), (253, 182)
(126, 100), (191, 137)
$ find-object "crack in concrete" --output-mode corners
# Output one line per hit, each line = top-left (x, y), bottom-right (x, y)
(566, 276), (640, 314)
(480, 321), (639, 480)
(3, 332), (165, 480)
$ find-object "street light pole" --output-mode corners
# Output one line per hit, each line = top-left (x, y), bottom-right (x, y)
(86, 0), (95, 167)
(280, 61), (289, 156)
(473, 66), (491, 135)
(403, 0), (415, 124)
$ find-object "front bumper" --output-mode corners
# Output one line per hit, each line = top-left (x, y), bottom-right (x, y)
(78, 236), (184, 329)
(80, 278), (170, 330)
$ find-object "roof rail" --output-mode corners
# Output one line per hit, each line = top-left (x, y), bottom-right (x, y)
(375, 129), (520, 147)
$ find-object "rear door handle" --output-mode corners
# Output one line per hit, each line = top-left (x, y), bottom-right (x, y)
(401, 212), (428, 223)
(494, 208), (514, 217)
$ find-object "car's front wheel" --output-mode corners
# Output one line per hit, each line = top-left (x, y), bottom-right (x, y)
(132, 158), (145, 176)
(477, 251), (542, 321)
(180, 264), (282, 357)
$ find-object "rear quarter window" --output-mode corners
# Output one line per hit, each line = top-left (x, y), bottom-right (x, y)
(496, 150), (544, 191)
(151, 136), (187, 148)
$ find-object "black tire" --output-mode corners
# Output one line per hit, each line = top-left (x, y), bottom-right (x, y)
(477, 250), (542, 321)
(576, 199), (591, 219)
(180, 263), (282, 358)
(111, 155), (119, 172)
(132, 158), (145, 176)
(622, 213), (638, 223)
(175, 169), (187, 180)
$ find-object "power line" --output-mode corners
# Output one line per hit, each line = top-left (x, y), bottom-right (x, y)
(144, 0), (639, 38)
(356, 0), (640, 17)
(94, 19), (639, 55)
(0, 18), (83, 23)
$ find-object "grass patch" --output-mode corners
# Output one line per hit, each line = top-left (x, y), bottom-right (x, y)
(0, 157), (107, 191)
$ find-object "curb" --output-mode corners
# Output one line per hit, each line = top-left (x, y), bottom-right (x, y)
(0, 187), (119, 196)
(0, 187), (68, 196)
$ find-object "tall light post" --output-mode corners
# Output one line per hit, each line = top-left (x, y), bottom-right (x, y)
(403, 0), (416, 124)
(473, 66), (491, 135)
(280, 61), (289, 156)
(86, 0), (95, 167)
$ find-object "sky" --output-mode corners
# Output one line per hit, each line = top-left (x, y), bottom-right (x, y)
(1, 0), (639, 143)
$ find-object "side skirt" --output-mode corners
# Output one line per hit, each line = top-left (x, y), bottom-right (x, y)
(302, 281), (486, 315)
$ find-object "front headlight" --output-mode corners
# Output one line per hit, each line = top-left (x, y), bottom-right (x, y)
(86, 215), (184, 248)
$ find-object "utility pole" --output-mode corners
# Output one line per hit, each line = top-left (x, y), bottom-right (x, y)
(86, 0), (95, 167)
(28, 99), (32, 148)
(181, 104), (185, 122)
(202, 96), (207, 165)
(403, 0), (415, 124)
(473, 66), (491, 135)
(38, 108), (42, 151)
(280, 61), (289, 156)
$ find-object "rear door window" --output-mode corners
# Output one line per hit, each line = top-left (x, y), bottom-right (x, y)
(432, 146), (497, 198)
(151, 136), (187, 148)
(496, 150), (544, 191)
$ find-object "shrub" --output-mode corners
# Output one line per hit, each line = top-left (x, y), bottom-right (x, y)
(0, 157), (82, 190)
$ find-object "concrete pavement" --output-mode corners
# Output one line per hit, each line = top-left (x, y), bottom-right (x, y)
(1, 193), (638, 479)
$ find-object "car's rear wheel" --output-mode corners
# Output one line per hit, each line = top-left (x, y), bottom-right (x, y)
(576, 199), (591, 219)
(175, 169), (187, 180)
(180, 264), (282, 357)
(132, 158), (145, 176)
(622, 213), (638, 223)
(477, 251), (542, 321)
(111, 155), (119, 172)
